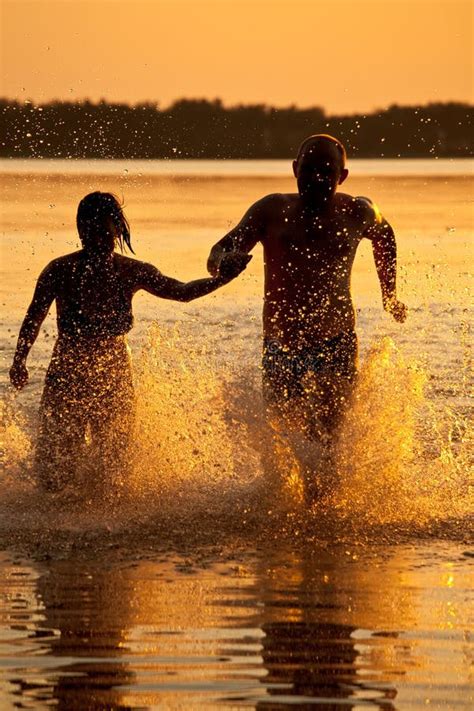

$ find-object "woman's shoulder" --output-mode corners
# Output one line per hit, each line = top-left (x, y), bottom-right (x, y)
(113, 254), (165, 294)
(40, 251), (82, 278)
(113, 253), (158, 292)
(114, 252), (143, 274)
(114, 252), (136, 265)
(114, 253), (158, 275)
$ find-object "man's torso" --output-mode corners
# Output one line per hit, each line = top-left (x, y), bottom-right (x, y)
(259, 192), (367, 348)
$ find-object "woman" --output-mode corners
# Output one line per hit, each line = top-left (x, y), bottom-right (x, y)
(10, 191), (250, 491)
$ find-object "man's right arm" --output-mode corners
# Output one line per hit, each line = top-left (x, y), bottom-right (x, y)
(207, 196), (270, 276)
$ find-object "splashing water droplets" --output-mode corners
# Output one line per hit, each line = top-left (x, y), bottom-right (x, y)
(0, 328), (471, 545)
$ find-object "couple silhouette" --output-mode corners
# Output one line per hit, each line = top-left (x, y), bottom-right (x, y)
(10, 134), (406, 492)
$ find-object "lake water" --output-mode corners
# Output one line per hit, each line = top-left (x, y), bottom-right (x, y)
(0, 159), (473, 709)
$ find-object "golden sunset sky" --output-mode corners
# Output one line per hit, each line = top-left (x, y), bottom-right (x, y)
(1, 0), (472, 113)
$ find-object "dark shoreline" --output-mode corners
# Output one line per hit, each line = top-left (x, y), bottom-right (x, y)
(2, 98), (472, 160)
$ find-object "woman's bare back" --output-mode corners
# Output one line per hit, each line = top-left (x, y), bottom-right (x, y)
(53, 251), (137, 339)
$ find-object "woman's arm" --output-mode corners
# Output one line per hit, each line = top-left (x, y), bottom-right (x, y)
(10, 262), (58, 389)
(135, 252), (251, 302)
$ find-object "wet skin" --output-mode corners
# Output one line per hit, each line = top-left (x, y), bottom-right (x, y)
(208, 141), (407, 350)
(9, 230), (250, 491)
(9, 244), (250, 389)
(207, 140), (407, 436)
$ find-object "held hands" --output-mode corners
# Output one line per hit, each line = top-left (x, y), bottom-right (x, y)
(217, 252), (252, 282)
(10, 360), (29, 390)
(384, 297), (408, 323)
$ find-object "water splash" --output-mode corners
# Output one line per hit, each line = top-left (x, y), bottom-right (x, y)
(333, 338), (430, 523)
(263, 337), (471, 532)
(0, 328), (471, 547)
(129, 323), (264, 516)
(342, 338), (471, 528)
(1, 396), (34, 483)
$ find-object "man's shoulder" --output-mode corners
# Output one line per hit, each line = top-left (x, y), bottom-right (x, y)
(337, 193), (380, 224)
(239, 194), (291, 232)
(337, 192), (372, 208)
(254, 192), (294, 210)
(253, 193), (298, 219)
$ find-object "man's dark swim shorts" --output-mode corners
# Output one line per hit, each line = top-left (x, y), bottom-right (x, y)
(262, 331), (358, 402)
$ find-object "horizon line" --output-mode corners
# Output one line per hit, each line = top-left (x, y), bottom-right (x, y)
(2, 96), (473, 116)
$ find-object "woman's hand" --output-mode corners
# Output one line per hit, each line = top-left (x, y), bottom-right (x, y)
(10, 360), (29, 389)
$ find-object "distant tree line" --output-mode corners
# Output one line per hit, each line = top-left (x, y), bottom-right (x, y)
(0, 98), (472, 159)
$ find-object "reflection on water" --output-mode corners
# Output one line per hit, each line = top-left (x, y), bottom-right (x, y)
(1, 543), (472, 709)
(253, 549), (397, 709)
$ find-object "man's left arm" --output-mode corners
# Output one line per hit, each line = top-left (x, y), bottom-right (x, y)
(358, 197), (407, 323)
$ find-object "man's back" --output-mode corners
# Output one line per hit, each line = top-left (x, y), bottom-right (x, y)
(206, 133), (406, 436)
(259, 192), (368, 348)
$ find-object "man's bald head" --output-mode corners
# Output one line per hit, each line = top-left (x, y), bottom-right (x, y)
(296, 134), (347, 168)
(293, 134), (348, 206)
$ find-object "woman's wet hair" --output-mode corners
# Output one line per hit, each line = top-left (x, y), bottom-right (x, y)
(76, 192), (135, 254)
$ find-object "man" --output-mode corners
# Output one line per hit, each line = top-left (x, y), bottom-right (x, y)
(207, 134), (407, 437)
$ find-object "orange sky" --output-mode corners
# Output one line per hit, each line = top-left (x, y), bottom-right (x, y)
(1, 0), (472, 113)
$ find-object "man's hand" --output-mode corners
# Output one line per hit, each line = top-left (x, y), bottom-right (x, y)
(218, 252), (252, 282)
(10, 360), (29, 389)
(207, 244), (225, 276)
(384, 297), (408, 323)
